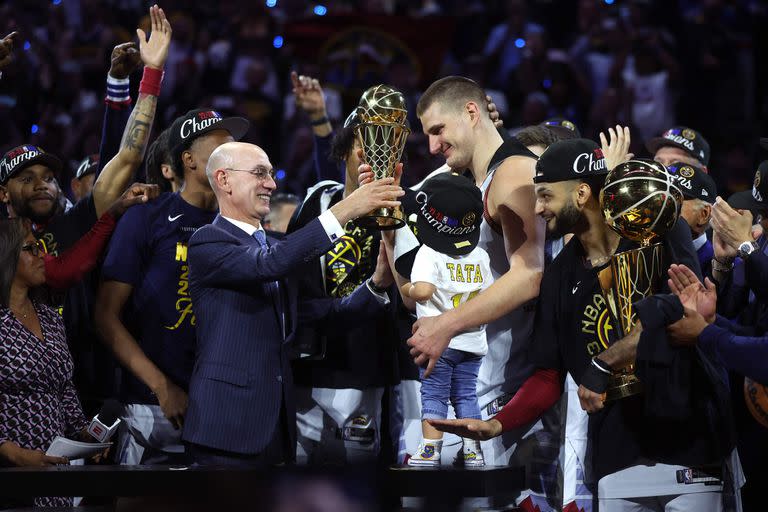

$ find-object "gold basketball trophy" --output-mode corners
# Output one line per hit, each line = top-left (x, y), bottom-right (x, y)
(354, 84), (410, 230)
(598, 159), (683, 401)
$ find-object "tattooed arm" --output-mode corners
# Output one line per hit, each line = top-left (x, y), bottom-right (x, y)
(92, 5), (172, 217)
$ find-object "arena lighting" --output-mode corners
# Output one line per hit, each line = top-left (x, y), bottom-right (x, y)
(314, 5), (327, 16)
(515, 38), (525, 49)
(604, 0), (615, 4)
(542, 79), (552, 89)
(23, 41), (31, 51)
(265, 0), (277, 7)
(273, 36), (284, 49)
(31, 124), (39, 134)
(276, 169), (286, 180)
(52, 0), (62, 5)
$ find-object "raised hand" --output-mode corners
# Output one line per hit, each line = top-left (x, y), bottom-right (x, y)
(0, 31), (19, 71)
(290, 71), (327, 120)
(137, 4), (172, 70)
(712, 230), (737, 262)
(599, 125), (633, 172)
(109, 42), (141, 79)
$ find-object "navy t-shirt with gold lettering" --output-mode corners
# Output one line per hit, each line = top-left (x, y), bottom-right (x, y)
(101, 192), (216, 404)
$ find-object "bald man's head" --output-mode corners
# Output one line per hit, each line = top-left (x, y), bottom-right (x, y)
(206, 142), (268, 190)
(207, 142), (277, 225)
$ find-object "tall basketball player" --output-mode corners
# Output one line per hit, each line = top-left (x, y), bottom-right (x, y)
(408, 76), (558, 510)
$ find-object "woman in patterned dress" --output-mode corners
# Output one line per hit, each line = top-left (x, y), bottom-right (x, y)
(0, 218), (89, 508)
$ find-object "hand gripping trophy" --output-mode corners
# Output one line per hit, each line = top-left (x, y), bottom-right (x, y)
(598, 159), (684, 401)
(353, 84), (410, 230)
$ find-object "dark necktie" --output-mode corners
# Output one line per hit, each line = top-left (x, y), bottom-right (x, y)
(253, 230), (284, 336)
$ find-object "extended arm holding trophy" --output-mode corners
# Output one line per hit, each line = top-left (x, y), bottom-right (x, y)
(579, 159), (685, 413)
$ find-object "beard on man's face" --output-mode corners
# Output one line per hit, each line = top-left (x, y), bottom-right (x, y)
(547, 200), (582, 239)
(10, 192), (59, 224)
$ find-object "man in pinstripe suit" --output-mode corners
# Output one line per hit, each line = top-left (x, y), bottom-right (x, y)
(183, 142), (404, 465)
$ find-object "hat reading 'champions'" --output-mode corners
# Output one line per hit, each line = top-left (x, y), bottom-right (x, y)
(415, 172), (483, 256)
(0, 145), (63, 185)
(167, 108), (250, 157)
(645, 126), (710, 166)
(75, 154), (99, 179)
(534, 138), (607, 184)
(728, 161), (768, 212)
(665, 161), (716, 204)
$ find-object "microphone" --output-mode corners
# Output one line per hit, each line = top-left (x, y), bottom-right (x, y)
(87, 399), (123, 442)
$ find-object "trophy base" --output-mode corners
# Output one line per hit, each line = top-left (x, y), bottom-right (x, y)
(605, 371), (643, 402)
(355, 206), (405, 231)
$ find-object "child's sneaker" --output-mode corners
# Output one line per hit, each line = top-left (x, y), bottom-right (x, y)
(407, 440), (442, 467)
(460, 438), (485, 467)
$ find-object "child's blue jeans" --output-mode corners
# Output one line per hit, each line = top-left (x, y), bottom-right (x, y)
(419, 348), (483, 420)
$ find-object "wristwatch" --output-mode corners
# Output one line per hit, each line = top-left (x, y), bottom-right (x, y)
(737, 240), (759, 259)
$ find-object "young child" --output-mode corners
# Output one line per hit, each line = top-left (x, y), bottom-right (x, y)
(402, 172), (492, 467)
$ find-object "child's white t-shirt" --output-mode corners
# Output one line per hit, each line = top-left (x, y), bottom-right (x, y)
(410, 244), (493, 356)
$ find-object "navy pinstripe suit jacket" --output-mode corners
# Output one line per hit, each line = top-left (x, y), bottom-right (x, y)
(183, 215), (382, 455)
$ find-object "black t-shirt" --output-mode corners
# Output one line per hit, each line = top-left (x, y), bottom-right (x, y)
(530, 218), (717, 479)
(289, 185), (399, 389)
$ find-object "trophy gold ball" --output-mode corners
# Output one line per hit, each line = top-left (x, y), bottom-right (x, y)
(354, 84), (410, 230)
(600, 159), (683, 246)
(597, 159), (682, 402)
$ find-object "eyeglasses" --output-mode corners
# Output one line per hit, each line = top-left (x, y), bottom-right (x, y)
(222, 167), (276, 180)
(21, 241), (45, 257)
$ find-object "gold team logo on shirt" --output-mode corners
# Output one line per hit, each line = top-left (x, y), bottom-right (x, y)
(581, 293), (615, 356)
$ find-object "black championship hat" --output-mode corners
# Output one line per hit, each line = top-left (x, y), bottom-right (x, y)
(541, 118), (581, 138)
(167, 108), (250, 158)
(0, 145), (63, 185)
(534, 138), (608, 184)
(728, 161), (768, 212)
(415, 172), (483, 256)
(75, 154), (99, 179)
(665, 161), (716, 204)
(645, 126), (710, 166)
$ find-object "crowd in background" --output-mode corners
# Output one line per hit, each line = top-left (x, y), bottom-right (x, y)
(0, 0), (767, 201)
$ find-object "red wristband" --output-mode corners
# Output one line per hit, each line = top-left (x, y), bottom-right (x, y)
(139, 66), (164, 96)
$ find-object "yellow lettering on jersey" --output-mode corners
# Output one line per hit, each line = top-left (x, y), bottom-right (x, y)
(165, 264), (196, 330)
(455, 264), (464, 283)
(464, 264), (474, 283)
(474, 264), (482, 283)
(175, 242), (188, 262)
(446, 263), (456, 281)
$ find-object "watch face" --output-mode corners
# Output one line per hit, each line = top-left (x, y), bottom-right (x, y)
(739, 241), (757, 255)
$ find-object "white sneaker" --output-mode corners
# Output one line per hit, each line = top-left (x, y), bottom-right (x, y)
(407, 440), (442, 467)
(460, 438), (485, 467)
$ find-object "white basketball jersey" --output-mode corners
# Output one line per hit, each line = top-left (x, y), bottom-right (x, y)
(476, 160), (536, 401)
